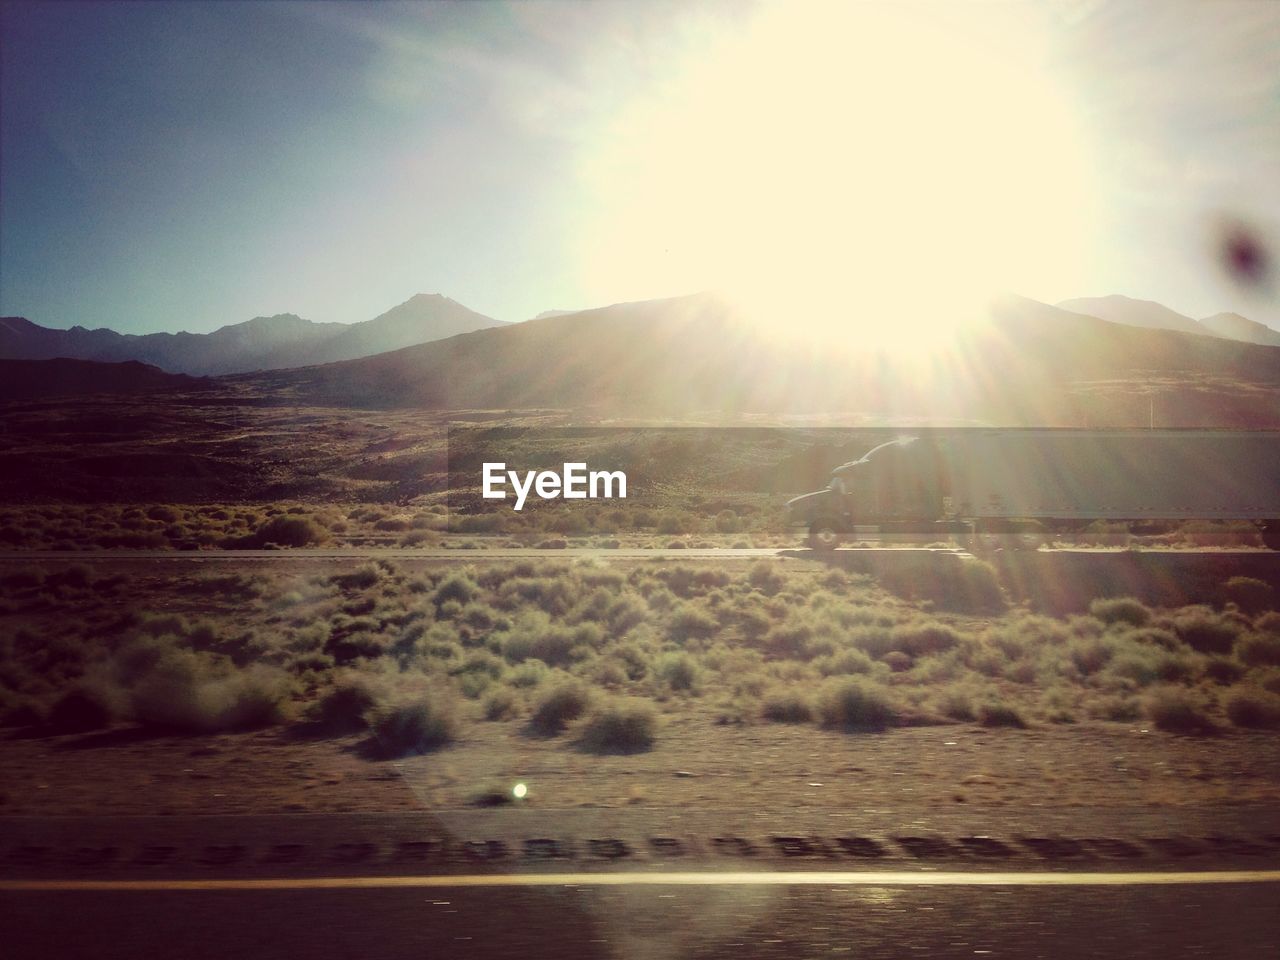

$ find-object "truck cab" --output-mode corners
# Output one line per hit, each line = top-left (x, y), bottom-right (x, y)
(786, 436), (952, 549)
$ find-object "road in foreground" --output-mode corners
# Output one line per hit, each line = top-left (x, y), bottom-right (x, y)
(0, 546), (1275, 561)
(3, 874), (1277, 959)
(4, 807), (1279, 958)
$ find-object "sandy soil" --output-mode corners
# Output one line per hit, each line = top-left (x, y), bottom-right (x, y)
(4, 712), (1279, 818)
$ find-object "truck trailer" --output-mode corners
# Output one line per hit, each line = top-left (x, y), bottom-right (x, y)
(785, 430), (1280, 550)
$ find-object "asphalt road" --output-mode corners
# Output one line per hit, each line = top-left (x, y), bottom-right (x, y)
(0, 547), (1275, 561)
(4, 808), (1279, 958)
(4, 875), (1278, 959)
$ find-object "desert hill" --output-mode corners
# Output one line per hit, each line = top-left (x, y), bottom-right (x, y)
(0, 294), (502, 375)
(1201, 312), (1280, 347)
(0, 358), (209, 400)
(1057, 295), (1218, 338)
(240, 292), (1280, 426)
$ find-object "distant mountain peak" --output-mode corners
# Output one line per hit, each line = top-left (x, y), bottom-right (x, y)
(0, 295), (501, 375)
(1200, 310), (1280, 346)
(1057, 295), (1214, 338)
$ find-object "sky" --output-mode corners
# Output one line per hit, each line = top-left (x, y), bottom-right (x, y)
(2, 0), (1279, 335)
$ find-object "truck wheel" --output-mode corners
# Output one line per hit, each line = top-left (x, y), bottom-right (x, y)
(1012, 531), (1044, 551)
(1263, 522), (1280, 552)
(809, 521), (841, 551)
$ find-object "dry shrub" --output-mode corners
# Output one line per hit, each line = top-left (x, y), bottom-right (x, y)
(131, 651), (294, 733)
(309, 674), (380, 734)
(46, 681), (122, 733)
(1089, 597), (1152, 627)
(529, 681), (591, 735)
(1237, 632), (1280, 668)
(817, 678), (896, 732)
(976, 701), (1027, 728)
(747, 561), (786, 596)
(1144, 686), (1216, 734)
(761, 687), (813, 723)
(579, 698), (658, 753)
(878, 556), (1005, 615)
(252, 515), (328, 548)
(1223, 577), (1275, 616)
(656, 652), (700, 692)
(482, 686), (521, 720)
(366, 691), (458, 757)
(1171, 608), (1243, 654)
(1225, 688), (1280, 729)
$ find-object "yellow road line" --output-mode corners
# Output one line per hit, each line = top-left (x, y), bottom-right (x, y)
(4, 870), (1280, 892)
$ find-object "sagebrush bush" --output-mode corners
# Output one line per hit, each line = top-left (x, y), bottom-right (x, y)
(434, 573), (479, 606)
(933, 688), (975, 721)
(252, 515), (327, 548)
(878, 556), (1004, 614)
(1223, 577), (1275, 616)
(1201, 656), (1246, 685)
(1224, 687), (1280, 729)
(499, 616), (581, 667)
(309, 675), (379, 734)
(817, 678), (896, 732)
(1237, 632), (1280, 667)
(747, 561), (786, 596)
(1089, 597), (1152, 627)
(815, 648), (875, 677)
(366, 692), (458, 756)
(667, 604), (718, 641)
(331, 565), (381, 590)
(507, 659), (551, 688)
(1172, 608), (1242, 654)
(482, 686), (521, 721)
(579, 698), (658, 753)
(46, 681), (121, 733)
(1105, 646), (1194, 687)
(131, 653), (293, 733)
(529, 681), (591, 735)
(1087, 693), (1141, 722)
(977, 701), (1028, 728)
(1144, 686), (1216, 734)
(761, 687), (813, 723)
(890, 619), (963, 658)
(656, 652), (700, 692)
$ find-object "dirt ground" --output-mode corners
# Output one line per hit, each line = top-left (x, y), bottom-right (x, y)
(4, 710), (1279, 818)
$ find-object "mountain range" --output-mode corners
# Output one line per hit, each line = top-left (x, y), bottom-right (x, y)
(0, 294), (502, 375)
(2, 290), (1278, 426)
(238, 292), (1280, 426)
(0, 358), (207, 400)
(1058, 295), (1280, 346)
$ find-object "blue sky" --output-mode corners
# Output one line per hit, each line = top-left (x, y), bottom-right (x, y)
(2, 1), (1278, 335)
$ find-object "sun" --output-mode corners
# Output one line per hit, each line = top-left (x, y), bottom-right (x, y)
(575, 1), (1100, 350)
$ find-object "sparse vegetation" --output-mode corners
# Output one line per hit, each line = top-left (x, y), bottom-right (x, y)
(2, 547), (1277, 817)
(366, 691), (457, 756)
(1089, 597), (1152, 628)
(309, 675), (379, 734)
(529, 681), (591, 735)
(1145, 686), (1216, 735)
(817, 678), (896, 732)
(1225, 687), (1280, 729)
(761, 687), (813, 723)
(578, 698), (658, 753)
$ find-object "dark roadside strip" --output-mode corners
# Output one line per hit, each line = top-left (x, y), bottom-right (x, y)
(3, 814), (1279, 881)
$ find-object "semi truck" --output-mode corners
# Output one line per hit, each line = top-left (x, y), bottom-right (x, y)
(785, 430), (1280, 550)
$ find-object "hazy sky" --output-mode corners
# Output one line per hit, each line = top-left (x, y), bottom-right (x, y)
(2, 0), (1279, 334)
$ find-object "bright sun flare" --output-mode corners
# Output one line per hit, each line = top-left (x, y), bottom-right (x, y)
(578, 1), (1100, 349)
